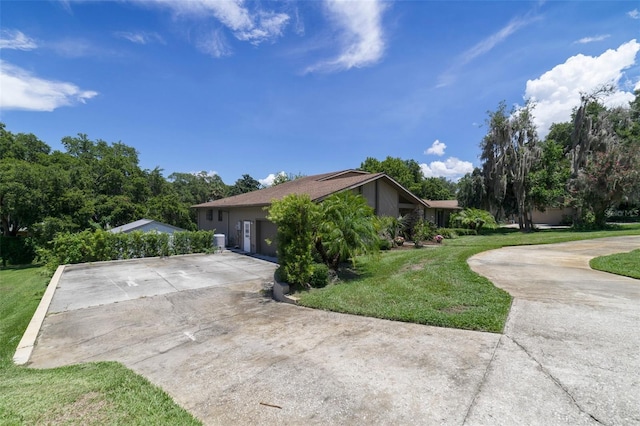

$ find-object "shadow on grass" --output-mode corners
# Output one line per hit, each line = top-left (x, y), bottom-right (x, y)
(0, 263), (44, 272)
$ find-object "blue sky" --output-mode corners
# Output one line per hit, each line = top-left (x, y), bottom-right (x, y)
(1, 1), (639, 186)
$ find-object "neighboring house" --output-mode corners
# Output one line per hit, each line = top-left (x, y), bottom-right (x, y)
(108, 219), (186, 234)
(193, 170), (428, 257)
(530, 207), (573, 226)
(424, 200), (462, 228)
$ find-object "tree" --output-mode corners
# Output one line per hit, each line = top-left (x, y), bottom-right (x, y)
(228, 174), (261, 196)
(272, 172), (306, 186)
(315, 191), (379, 269)
(360, 156), (421, 195)
(479, 101), (540, 231)
(421, 177), (456, 200)
(529, 139), (570, 212)
(567, 90), (640, 227)
(456, 168), (486, 209)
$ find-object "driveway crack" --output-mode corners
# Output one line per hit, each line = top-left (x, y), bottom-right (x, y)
(461, 334), (503, 425)
(506, 335), (607, 425)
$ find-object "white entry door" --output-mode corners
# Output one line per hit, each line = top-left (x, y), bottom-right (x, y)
(243, 221), (251, 253)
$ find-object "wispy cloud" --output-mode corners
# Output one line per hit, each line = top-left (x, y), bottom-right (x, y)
(0, 61), (98, 111)
(437, 14), (538, 87)
(143, 0), (290, 47)
(196, 29), (232, 58)
(306, 0), (387, 73)
(115, 31), (165, 45)
(628, 9), (639, 19)
(574, 34), (610, 44)
(425, 140), (446, 156)
(0, 29), (37, 50)
(525, 39), (640, 137)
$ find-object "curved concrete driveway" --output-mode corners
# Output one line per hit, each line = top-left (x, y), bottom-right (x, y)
(468, 235), (640, 425)
(23, 237), (640, 425)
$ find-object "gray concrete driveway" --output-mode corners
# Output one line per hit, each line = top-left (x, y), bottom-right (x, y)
(25, 237), (640, 425)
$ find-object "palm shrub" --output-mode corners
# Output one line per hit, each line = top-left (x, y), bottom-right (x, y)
(450, 208), (498, 232)
(316, 191), (379, 269)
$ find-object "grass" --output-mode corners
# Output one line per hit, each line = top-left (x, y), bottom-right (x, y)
(297, 224), (640, 333)
(590, 248), (640, 279)
(0, 266), (201, 425)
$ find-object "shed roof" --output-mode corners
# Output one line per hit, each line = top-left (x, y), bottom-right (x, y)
(108, 219), (186, 234)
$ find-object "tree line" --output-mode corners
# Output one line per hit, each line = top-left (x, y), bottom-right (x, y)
(458, 88), (640, 230)
(0, 125), (266, 240)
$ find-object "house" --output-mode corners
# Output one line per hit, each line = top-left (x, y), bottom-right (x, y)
(108, 219), (186, 234)
(192, 170), (428, 257)
(424, 200), (462, 228)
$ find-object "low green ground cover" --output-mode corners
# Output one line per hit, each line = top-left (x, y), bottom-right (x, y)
(0, 266), (201, 425)
(297, 224), (640, 333)
(590, 248), (640, 279)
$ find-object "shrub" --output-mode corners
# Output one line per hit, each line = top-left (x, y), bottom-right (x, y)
(412, 219), (437, 246)
(42, 229), (215, 273)
(377, 238), (392, 251)
(309, 263), (330, 288)
(267, 194), (318, 287)
(436, 228), (458, 239)
(450, 208), (497, 232)
(0, 236), (36, 266)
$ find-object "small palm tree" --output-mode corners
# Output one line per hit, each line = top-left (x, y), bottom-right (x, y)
(316, 191), (379, 269)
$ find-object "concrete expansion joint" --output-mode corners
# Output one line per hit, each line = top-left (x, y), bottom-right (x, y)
(461, 334), (504, 425)
(505, 334), (607, 426)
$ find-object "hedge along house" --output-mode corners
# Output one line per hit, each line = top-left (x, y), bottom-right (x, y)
(192, 170), (428, 257)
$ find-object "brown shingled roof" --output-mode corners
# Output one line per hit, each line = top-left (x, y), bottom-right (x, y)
(424, 200), (461, 210)
(193, 170), (427, 209)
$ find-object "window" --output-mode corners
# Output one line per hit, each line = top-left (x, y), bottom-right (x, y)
(218, 210), (223, 221)
(206, 209), (213, 221)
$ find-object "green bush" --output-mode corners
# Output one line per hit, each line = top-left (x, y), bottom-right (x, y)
(448, 227), (478, 236)
(450, 208), (497, 232)
(309, 263), (330, 288)
(412, 219), (437, 246)
(0, 236), (36, 266)
(42, 229), (215, 273)
(436, 228), (458, 239)
(377, 237), (392, 250)
(267, 194), (318, 287)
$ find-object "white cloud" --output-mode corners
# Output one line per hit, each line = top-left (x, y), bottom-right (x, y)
(525, 39), (640, 137)
(0, 61), (98, 111)
(144, 0), (289, 46)
(115, 31), (165, 45)
(306, 0), (386, 73)
(420, 157), (473, 180)
(425, 140), (446, 156)
(628, 9), (639, 19)
(0, 29), (37, 50)
(259, 171), (286, 187)
(575, 34), (610, 44)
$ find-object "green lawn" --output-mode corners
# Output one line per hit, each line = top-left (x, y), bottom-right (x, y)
(590, 248), (640, 279)
(297, 224), (640, 333)
(0, 266), (201, 426)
